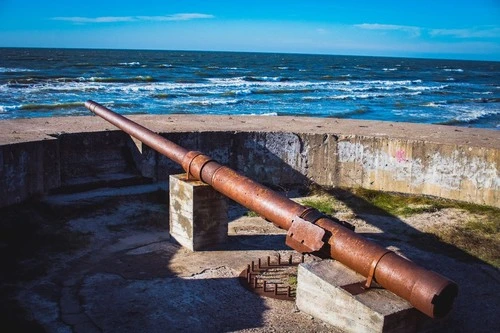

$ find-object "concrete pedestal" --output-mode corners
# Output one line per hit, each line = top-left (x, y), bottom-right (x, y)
(296, 260), (434, 333)
(169, 174), (228, 251)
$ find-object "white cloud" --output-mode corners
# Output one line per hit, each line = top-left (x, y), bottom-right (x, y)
(52, 16), (135, 23)
(52, 13), (214, 24)
(136, 13), (215, 21)
(355, 23), (422, 37)
(430, 26), (500, 39)
(355, 23), (500, 40)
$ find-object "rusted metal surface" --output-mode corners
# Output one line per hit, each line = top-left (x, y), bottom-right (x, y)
(239, 254), (305, 301)
(84, 100), (458, 319)
(285, 216), (325, 253)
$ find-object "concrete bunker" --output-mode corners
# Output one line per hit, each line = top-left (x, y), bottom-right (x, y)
(0, 115), (499, 332)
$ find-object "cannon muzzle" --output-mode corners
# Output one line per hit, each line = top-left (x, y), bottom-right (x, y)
(84, 100), (458, 318)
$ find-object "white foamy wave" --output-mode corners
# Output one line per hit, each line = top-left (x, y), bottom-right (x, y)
(159, 64), (173, 68)
(422, 102), (442, 108)
(247, 112), (278, 116)
(180, 98), (240, 107)
(0, 67), (36, 73)
(336, 86), (382, 93)
(119, 62), (140, 66)
(308, 91), (422, 101)
(405, 85), (447, 91)
(302, 96), (323, 101)
(443, 68), (464, 72)
(0, 105), (18, 113)
(450, 105), (500, 122)
(383, 68), (398, 71)
(353, 79), (422, 86)
(206, 77), (333, 92)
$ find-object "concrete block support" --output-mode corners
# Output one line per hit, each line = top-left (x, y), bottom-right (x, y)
(169, 174), (228, 251)
(296, 260), (434, 333)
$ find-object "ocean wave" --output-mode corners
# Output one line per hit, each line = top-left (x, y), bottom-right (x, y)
(74, 63), (95, 68)
(405, 84), (448, 91)
(472, 97), (500, 103)
(422, 102), (442, 108)
(353, 79), (422, 86)
(244, 76), (293, 82)
(252, 88), (316, 95)
(438, 104), (500, 126)
(352, 91), (422, 99)
(206, 77), (332, 90)
(302, 91), (422, 102)
(301, 96), (322, 102)
(382, 68), (398, 71)
(19, 102), (84, 111)
(181, 98), (241, 107)
(0, 67), (36, 73)
(245, 112), (278, 116)
(333, 108), (370, 118)
(321, 75), (351, 81)
(119, 62), (141, 66)
(89, 76), (155, 83)
(151, 93), (187, 99)
(443, 68), (464, 72)
(222, 89), (252, 96)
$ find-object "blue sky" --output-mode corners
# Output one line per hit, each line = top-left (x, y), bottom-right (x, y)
(1, 0), (499, 60)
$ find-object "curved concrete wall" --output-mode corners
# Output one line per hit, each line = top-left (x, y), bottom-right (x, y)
(0, 116), (498, 208)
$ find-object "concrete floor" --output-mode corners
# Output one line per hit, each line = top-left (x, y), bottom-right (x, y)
(1, 181), (499, 332)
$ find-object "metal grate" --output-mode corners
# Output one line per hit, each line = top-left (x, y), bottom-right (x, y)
(239, 253), (305, 301)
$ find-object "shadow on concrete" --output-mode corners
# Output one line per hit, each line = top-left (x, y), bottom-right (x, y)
(78, 244), (270, 333)
(0, 185), (269, 333)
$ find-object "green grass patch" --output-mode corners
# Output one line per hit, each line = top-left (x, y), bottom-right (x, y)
(300, 196), (338, 216)
(245, 210), (260, 217)
(351, 187), (500, 219)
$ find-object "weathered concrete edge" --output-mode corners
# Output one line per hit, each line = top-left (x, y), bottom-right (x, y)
(1, 116), (499, 208)
(1, 115), (499, 148)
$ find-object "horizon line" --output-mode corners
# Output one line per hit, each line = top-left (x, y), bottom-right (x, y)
(0, 45), (498, 63)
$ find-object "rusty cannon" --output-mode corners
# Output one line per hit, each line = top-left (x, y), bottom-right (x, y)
(84, 100), (458, 319)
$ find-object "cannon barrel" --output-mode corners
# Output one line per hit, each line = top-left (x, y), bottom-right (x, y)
(84, 100), (457, 318)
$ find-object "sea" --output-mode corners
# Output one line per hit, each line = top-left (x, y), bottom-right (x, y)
(1, 48), (499, 129)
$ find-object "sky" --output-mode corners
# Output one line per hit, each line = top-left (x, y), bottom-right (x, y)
(0, 0), (499, 61)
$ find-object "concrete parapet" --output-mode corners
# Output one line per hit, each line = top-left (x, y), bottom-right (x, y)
(0, 116), (498, 208)
(169, 174), (228, 251)
(331, 136), (499, 207)
(296, 260), (436, 333)
(0, 139), (60, 207)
